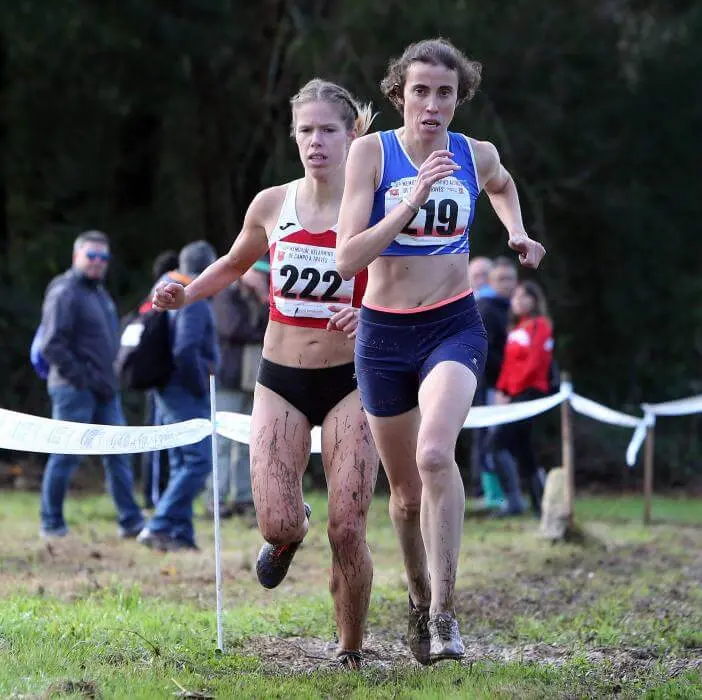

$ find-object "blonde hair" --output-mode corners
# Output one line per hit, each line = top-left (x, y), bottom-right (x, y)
(290, 79), (376, 137)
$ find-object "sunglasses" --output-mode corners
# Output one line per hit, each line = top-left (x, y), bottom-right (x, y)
(85, 251), (110, 262)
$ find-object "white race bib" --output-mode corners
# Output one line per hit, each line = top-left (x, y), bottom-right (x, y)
(272, 241), (355, 319)
(385, 176), (471, 246)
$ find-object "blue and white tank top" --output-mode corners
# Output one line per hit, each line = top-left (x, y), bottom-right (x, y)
(369, 130), (480, 256)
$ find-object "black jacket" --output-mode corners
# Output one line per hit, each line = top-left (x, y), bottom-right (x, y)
(40, 269), (120, 400)
(212, 283), (268, 391)
(477, 294), (511, 389)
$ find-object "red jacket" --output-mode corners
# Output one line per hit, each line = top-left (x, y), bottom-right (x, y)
(496, 316), (553, 397)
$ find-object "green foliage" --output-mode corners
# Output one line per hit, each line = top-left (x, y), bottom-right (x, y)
(1, 1), (701, 481)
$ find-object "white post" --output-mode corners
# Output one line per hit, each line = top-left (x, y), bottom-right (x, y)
(560, 372), (574, 529)
(209, 374), (224, 652)
(643, 424), (655, 526)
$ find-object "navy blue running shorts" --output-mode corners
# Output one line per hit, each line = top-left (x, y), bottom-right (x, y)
(354, 292), (488, 417)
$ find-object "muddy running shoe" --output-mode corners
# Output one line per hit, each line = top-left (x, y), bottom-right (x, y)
(428, 612), (465, 663)
(256, 503), (311, 589)
(407, 596), (431, 665)
(336, 649), (363, 670)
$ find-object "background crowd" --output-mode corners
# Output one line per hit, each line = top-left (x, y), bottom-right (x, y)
(35, 231), (269, 550)
(31, 229), (557, 549)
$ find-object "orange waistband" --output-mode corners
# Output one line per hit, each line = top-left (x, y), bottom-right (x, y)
(363, 288), (473, 314)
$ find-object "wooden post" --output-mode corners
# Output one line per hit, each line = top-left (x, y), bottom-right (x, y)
(643, 424), (655, 525)
(560, 372), (574, 528)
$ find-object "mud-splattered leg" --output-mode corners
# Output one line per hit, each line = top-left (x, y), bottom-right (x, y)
(250, 384), (311, 546)
(322, 389), (379, 653)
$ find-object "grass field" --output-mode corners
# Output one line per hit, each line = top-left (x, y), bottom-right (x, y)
(0, 490), (700, 699)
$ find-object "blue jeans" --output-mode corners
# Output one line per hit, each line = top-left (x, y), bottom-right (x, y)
(40, 386), (144, 533)
(205, 388), (253, 509)
(147, 384), (211, 546)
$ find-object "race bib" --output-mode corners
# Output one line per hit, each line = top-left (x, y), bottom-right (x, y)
(272, 241), (355, 319)
(385, 176), (471, 246)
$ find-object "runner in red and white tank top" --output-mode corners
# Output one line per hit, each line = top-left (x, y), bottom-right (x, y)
(151, 79), (378, 669)
(268, 179), (367, 329)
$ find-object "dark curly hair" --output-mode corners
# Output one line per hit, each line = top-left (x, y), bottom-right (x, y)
(380, 38), (482, 113)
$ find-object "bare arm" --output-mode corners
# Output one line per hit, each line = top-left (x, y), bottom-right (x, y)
(473, 139), (545, 269)
(336, 136), (408, 280)
(153, 189), (275, 310)
(336, 135), (460, 280)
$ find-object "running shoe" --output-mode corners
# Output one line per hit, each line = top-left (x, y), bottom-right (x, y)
(336, 649), (363, 670)
(407, 595), (431, 665)
(428, 612), (465, 663)
(256, 503), (311, 589)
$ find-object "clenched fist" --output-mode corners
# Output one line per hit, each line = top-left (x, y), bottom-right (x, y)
(152, 282), (186, 311)
(508, 233), (546, 269)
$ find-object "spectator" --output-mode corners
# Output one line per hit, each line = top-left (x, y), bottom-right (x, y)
(473, 257), (518, 510)
(493, 281), (554, 516)
(39, 230), (144, 539)
(137, 241), (219, 551)
(206, 258), (269, 518)
(140, 250), (179, 509)
(468, 256), (493, 298)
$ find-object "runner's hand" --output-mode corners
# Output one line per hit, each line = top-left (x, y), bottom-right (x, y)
(152, 282), (186, 311)
(508, 233), (546, 270)
(327, 305), (359, 338)
(409, 150), (461, 206)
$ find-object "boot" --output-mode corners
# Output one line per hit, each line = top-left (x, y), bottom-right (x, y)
(481, 471), (504, 509)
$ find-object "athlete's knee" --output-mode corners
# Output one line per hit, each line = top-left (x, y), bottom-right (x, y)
(389, 489), (421, 522)
(327, 514), (365, 556)
(258, 514), (306, 546)
(416, 441), (454, 478)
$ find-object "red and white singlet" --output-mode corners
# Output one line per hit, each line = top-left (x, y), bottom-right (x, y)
(268, 180), (367, 329)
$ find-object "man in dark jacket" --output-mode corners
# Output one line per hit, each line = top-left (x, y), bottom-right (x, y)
(137, 240), (218, 551)
(39, 230), (144, 538)
(205, 259), (269, 518)
(473, 257), (518, 510)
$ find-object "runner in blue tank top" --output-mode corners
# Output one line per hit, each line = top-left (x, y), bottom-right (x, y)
(337, 38), (545, 665)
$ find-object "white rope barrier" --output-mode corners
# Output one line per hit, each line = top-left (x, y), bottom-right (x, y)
(570, 393), (641, 429)
(464, 385), (572, 428)
(626, 411), (655, 468)
(0, 407), (211, 455)
(2, 385), (701, 468)
(642, 395), (702, 417)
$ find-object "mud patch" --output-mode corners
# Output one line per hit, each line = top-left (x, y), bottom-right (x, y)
(240, 631), (702, 678)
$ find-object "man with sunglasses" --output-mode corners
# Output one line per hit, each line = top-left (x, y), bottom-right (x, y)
(38, 230), (144, 539)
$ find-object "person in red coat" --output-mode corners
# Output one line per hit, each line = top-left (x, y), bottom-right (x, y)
(492, 281), (553, 515)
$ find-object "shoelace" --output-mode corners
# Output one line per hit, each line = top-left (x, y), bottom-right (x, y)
(433, 615), (456, 641)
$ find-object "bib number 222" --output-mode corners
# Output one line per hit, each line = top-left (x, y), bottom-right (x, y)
(279, 265), (343, 301)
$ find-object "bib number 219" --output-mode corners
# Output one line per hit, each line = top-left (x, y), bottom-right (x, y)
(402, 198), (458, 236)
